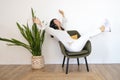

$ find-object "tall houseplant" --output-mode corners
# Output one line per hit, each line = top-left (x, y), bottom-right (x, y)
(0, 8), (45, 69)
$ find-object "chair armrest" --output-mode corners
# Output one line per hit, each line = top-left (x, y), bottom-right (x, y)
(59, 41), (68, 56)
(83, 40), (91, 53)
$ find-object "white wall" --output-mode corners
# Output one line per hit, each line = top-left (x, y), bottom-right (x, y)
(0, 0), (120, 64)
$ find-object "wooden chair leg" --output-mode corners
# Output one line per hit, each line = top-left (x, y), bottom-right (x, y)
(66, 58), (69, 74)
(84, 57), (89, 72)
(77, 58), (79, 66)
(62, 56), (66, 68)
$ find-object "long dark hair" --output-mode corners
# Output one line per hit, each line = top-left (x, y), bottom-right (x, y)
(49, 18), (64, 38)
(49, 18), (64, 30)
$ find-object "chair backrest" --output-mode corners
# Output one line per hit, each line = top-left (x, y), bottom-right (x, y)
(67, 30), (81, 38)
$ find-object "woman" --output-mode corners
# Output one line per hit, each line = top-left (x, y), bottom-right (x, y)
(33, 10), (111, 52)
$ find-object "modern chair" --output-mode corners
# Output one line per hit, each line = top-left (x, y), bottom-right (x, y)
(59, 30), (91, 74)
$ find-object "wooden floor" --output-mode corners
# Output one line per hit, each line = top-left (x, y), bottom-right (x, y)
(0, 64), (120, 80)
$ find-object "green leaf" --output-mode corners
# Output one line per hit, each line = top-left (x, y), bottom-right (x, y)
(31, 8), (35, 18)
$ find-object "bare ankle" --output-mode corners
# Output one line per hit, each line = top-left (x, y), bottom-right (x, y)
(100, 25), (105, 32)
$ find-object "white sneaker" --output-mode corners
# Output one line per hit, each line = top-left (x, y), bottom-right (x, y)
(103, 19), (111, 32)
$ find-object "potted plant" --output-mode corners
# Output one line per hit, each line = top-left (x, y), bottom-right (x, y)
(0, 8), (46, 69)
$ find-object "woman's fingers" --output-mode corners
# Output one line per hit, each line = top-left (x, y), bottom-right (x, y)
(33, 17), (41, 25)
(59, 10), (64, 14)
(59, 9), (64, 17)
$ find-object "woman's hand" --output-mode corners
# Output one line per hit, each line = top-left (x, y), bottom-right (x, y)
(59, 9), (64, 17)
(32, 17), (42, 26)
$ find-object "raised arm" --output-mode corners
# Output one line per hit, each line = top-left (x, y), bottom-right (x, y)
(59, 10), (65, 17)
(59, 10), (67, 30)
(32, 17), (47, 30)
(32, 17), (42, 26)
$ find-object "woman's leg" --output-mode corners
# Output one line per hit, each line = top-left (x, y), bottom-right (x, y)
(67, 21), (111, 52)
(67, 28), (102, 52)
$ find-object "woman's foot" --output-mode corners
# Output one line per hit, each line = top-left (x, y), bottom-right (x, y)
(100, 25), (105, 32)
(100, 19), (111, 32)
